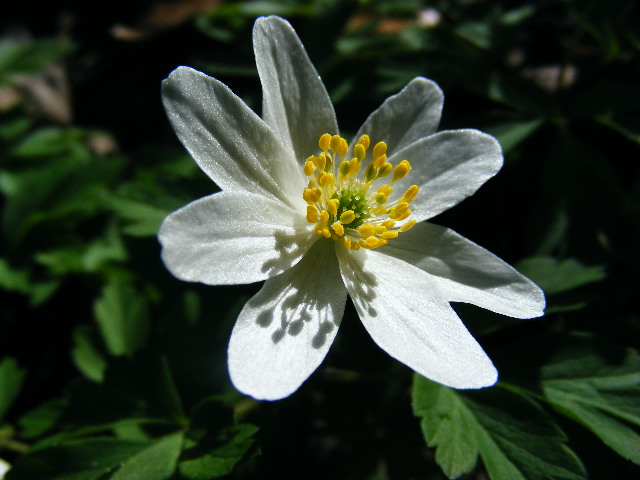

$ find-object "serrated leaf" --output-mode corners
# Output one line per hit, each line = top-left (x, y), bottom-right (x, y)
(6, 437), (150, 480)
(0, 357), (26, 421)
(516, 257), (606, 295)
(95, 278), (149, 357)
(110, 432), (183, 480)
(540, 336), (640, 464)
(413, 376), (586, 480)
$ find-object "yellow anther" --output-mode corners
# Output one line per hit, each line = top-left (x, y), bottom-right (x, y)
(365, 164), (377, 182)
(338, 137), (348, 157)
(304, 159), (316, 176)
(365, 236), (381, 248)
(377, 163), (392, 178)
(395, 202), (409, 216)
(319, 133), (331, 151)
(314, 225), (328, 236)
(327, 198), (339, 215)
(397, 210), (411, 221)
(377, 184), (392, 197)
(373, 154), (387, 168)
(372, 141), (387, 158)
(349, 158), (359, 176)
(306, 206), (318, 223)
(358, 225), (375, 238)
(302, 189), (314, 204)
(339, 210), (356, 224)
(393, 160), (411, 182)
(330, 135), (341, 152)
(313, 154), (326, 169)
(399, 220), (417, 232)
(358, 134), (370, 150)
(401, 185), (419, 202)
(339, 160), (351, 178)
(308, 133), (416, 249)
(319, 172), (334, 187)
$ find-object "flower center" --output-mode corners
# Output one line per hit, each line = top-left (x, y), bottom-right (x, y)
(302, 133), (417, 250)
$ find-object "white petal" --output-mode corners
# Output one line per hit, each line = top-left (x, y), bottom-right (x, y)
(350, 77), (443, 152)
(389, 129), (503, 222)
(161, 66), (305, 209)
(254, 16), (338, 166)
(159, 190), (315, 285)
(383, 222), (545, 318)
(337, 248), (497, 389)
(228, 240), (347, 400)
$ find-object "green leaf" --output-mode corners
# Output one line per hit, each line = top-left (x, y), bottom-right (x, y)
(0, 357), (26, 421)
(36, 223), (127, 275)
(413, 376), (586, 480)
(539, 336), (640, 464)
(178, 398), (258, 479)
(110, 433), (183, 480)
(484, 119), (543, 154)
(0, 40), (73, 76)
(71, 326), (107, 382)
(94, 278), (150, 357)
(516, 257), (606, 295)
(6, 437), (155, 480)
(104, 195), (171, 237)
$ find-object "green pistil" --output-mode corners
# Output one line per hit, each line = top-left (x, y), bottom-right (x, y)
(333, 186), (370, 229)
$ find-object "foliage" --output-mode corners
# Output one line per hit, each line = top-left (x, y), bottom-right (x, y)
(1, 0), (639, 479)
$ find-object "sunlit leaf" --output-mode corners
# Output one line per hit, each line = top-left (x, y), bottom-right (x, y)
(413, 377), (586, 480)
(540, 336), (640, 464)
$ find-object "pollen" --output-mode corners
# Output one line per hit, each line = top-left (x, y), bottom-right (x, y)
(302, 133), (419, 250)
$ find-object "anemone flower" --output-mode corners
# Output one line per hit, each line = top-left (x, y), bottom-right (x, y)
(159, 16), (545, 401)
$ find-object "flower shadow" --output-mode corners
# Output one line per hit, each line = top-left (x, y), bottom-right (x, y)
(253, 234), (345, 350)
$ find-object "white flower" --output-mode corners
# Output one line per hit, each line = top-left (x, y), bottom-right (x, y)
(159, 16), (545, 401)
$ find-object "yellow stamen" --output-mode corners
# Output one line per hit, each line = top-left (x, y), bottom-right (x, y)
(372, 141), (387, 158)
(340, 210), (356, 224)
(304, 133), (419, 250)
(358, 134), (370, 150)
(327, 199), (339, 215)
(330, 135), (341, 152)
(319, 133), (331, 150)
(400, 220), (416, 232)
(401, 185), (419, 202)
(377, 163), (392, 178)
(393, 160), (411, 182)
(332, 221), (345, 236)
(306, 206), (318, 223)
